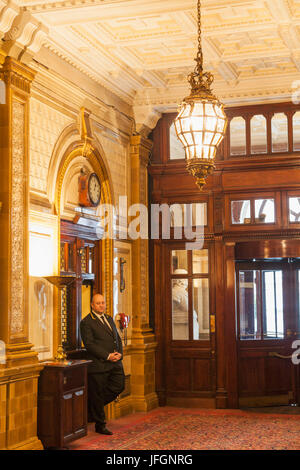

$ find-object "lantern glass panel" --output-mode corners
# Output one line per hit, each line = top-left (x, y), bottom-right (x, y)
(217, 118), (226, 133)
(191, 116), (204, 131)
(194, 102), (205, 116)
(203, 146), (210, 159)
(212, 133), (221, 146)
(206, 116), (217, 132)
(186, 133), (194, 146)
(204, 133), (213, 145)
(194, 132), (203, 145)
(181, 118), (190, 132)
(170, 122), (185, 160)
(216, 105), (225, 118)
(205, 103), (215, 117)
(182, 104), (191, 118)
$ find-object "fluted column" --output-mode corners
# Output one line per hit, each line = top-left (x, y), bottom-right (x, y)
(130, 135), (158, 412)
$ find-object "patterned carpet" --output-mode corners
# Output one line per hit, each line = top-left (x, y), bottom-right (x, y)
(68, 407), (300, 450)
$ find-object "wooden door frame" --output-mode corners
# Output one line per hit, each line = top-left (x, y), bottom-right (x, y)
(224, 242), (239, 408)
(155, 240), (216, 407)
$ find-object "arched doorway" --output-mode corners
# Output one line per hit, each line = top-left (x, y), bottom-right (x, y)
(53, 135), (115, 358)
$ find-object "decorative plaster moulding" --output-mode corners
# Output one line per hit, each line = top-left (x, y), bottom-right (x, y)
(0, 0), (19, 35)
(30, 58), (134, 139)
(3, 0), (300, 120)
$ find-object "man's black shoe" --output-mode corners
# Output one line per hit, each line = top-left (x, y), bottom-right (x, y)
(95, 426), (113, 435)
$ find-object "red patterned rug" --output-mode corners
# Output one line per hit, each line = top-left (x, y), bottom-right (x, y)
(68, 407), (300, 450)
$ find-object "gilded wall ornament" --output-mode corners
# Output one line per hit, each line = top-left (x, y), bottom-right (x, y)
(10, 99), (25, 335)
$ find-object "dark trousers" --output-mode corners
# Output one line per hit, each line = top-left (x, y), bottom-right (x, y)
(87, 366), (125, 427)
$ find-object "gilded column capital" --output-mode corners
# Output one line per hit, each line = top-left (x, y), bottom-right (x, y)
(130, 134), (152, 168)
(0, 56), (35, 94)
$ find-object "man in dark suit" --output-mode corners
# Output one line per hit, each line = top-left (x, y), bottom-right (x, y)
(80, 293), (125, 435)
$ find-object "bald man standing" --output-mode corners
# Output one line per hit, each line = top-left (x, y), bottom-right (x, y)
(80, 294), (125, 435)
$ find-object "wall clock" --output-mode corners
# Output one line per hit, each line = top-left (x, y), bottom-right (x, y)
(79, 171), (101, 207)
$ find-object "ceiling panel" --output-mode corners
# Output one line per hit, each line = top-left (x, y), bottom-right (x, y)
(11, 0), (300, 106)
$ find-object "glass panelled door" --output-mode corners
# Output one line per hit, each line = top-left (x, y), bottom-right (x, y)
(171, 249), (210, 341)
(164, 245), (215, 407)
(236, 260), (300, 407)
(238, 267), (284, 340)
(263, 270), (284, 339)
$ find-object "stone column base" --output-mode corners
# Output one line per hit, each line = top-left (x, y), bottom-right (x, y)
(105, 395), (134, 422)
(7, 436), (44, 450)
(131, 392), (159, 412)
(113, 396), (134, 419)
(130, 330), (159, 413)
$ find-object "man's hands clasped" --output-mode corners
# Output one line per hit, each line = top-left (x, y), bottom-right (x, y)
(107, 351), (122, 362)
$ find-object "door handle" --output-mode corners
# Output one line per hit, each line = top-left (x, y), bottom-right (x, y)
(210, 314), (215, 333)
(269, 351), (292, 359)
(286, 330), (300, 338)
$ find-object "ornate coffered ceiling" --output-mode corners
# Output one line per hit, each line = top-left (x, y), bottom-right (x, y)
(2, 0), (300, 114)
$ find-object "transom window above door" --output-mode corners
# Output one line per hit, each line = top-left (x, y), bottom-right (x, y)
(231, 198), (275, 225)
(289, 196), (300, 223)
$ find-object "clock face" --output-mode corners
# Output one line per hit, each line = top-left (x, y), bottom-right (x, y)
(88, 173), (101, 206)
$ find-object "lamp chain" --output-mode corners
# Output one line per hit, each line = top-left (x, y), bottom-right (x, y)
(196, 0), (203, 73)
(188, 0), (214, 96)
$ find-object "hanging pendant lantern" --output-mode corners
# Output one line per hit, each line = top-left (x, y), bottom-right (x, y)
(174, 0), (227, 190)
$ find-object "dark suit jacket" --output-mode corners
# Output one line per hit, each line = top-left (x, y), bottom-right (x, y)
(80, 312), (124, 374)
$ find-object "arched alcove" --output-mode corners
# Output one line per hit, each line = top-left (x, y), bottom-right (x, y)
(45, 123), (116, 360)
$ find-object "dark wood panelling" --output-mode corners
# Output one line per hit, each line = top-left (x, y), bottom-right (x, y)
(193, 359), (212, 391)
(170, 358), (190, 391)
(73, 390), (85, 431)
(63, 394), (73, 437)
(264, 358), (291, 393)
(236, 239), (300, 259)
(150, 104), (300, 410)
(239, 358), (265, 394)
(238, 355), (292, 396)
(222, 168), (300, 190)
